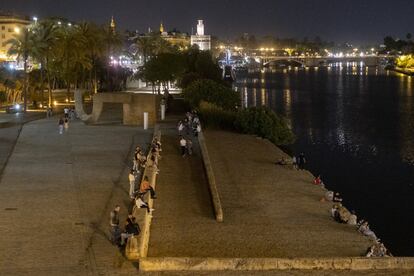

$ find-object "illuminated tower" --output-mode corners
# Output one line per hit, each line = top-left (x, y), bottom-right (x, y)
(110, 16), (116, 33)
(160, 22), (164, 33)
(197, 20), (204, 35)
(191, 19), (211, 50)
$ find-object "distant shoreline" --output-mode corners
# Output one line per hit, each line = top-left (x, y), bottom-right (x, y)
(390, 67), (414, 76)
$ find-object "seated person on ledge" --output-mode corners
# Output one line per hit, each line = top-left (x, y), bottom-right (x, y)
(276, 157), (289, 166)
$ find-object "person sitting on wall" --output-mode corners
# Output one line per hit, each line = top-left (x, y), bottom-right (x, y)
(359, 221), (378, 241)
(133, 195), (154, 214)
(139, 176), (157, 199)
(120, 215), (141, 246)
(276, 157), (289, 166)
(333, 192), (343, 203)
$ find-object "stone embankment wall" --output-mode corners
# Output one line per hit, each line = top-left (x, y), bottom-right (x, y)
(140, 257), (414, 271)
(197, 130), (223, 222)
(126, 126), (161, 259)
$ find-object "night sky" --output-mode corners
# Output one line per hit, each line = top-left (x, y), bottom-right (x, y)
(2, 0), (414, 44)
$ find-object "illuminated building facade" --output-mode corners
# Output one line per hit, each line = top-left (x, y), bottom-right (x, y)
(0, 13), (31, 61)
(190, 20), (211, 51)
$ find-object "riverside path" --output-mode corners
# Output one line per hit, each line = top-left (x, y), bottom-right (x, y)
(0, 117), (152, 275)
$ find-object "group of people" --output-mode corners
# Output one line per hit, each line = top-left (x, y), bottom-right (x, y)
(276, 152), (306, 170)
(57, 107), (75, 134)
(109, 137), (161, 248)
(316, 175), (392, 257)
(177, 111), (200, 157)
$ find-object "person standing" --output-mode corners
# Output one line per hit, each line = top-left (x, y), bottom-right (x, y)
(292, 156), (297, 170)
(180, 136), (187, 157)
(128, 170), (136, 199)
(186, 139), (193, 155)
(178, 121), (184, 136)
(110, 205), (121, 245)
(298, 152), (306, 170)
(64, 107), (69, 119)
(64, 118), (69, 131)
(58, 118), (64, 134)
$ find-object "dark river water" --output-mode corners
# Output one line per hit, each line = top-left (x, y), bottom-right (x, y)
(235, 63), (414, 256)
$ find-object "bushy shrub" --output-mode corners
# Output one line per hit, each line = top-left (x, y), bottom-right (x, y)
(198, 101), (238, 130)
(183, 79), (240, 110)
(235, 107), (295, 145)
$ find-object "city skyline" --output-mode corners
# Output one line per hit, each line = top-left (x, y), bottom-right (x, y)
(2, 0), (414, 44)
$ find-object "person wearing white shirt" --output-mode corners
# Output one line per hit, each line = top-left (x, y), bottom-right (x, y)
(128, 170), (135, 198)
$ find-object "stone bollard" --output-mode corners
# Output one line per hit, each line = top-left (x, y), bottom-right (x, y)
(125, 235), (140, 260)
(143, 112), (148, 130)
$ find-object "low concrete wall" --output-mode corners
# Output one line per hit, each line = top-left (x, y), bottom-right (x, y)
(74, 90), (159, 126)
(139, 257), (414, 271)
(197, 131), (223, 222)
(126, 125), (161, 260)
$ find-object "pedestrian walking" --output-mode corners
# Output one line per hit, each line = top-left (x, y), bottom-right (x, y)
(110, 205), (121, 245)
(58, 118), (64, 134)
(195, 124), (201, 137)
(129, 169), (136, 199)
(298, 152), (306, 170)
(46, 107), (53, 118)
(186, 139), (193, 155)
(180, 136), (187, 156)
(64, 118), (69, 131)
(64, 107), (69, 119)
(178, 121), (184, 135)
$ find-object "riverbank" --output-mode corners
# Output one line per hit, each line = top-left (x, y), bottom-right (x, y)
(148, 126), (373, 258)
(390, 67), (414, 76)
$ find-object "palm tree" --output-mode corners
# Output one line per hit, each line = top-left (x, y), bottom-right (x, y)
(78, 22), (105, 93)
(133, 35), (155, 65)
(32, 20), (59, 107)
(6, 27), (36, 112)
(54, 24), (91, 100)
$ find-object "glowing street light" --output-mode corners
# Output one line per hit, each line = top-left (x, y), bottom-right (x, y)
(14, 27), (21, 34)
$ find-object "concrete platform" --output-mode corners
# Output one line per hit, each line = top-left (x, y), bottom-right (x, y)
(0, 117), (152, 274)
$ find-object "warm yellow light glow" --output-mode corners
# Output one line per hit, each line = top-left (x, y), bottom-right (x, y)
(14, 27), (20, 34)
(53, 101), (57, 106)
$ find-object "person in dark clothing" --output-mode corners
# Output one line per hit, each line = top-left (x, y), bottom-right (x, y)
(297, 152), (306, 170)
(120, 215), (141, 246)
(110, 205), (121, 245)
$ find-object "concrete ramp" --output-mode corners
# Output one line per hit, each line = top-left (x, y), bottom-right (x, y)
(75, 90), (159, 126)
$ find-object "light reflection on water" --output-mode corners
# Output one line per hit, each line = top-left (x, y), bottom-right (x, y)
(235, 64), (414, 256)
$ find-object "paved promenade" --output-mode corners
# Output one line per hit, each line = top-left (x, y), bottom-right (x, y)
(148, 128), (372, 258)
(0, 117), (152, 275)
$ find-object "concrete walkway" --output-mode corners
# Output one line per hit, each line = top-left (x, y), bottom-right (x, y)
(148, 124), (216, 257)
(0, 117), (152, 275)
(148, 127), (373, 258)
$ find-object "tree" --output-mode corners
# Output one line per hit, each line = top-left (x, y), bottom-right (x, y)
(31, 20), (59, 107)
(141, 52), (185, 92)
(6, 27), (37, 112)
(182, 79), (240, 110)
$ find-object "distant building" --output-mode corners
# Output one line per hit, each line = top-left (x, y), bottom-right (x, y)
(0, 13), (31, 61)
(191, 20), (211, 51)
(159, 22), (190, 50)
